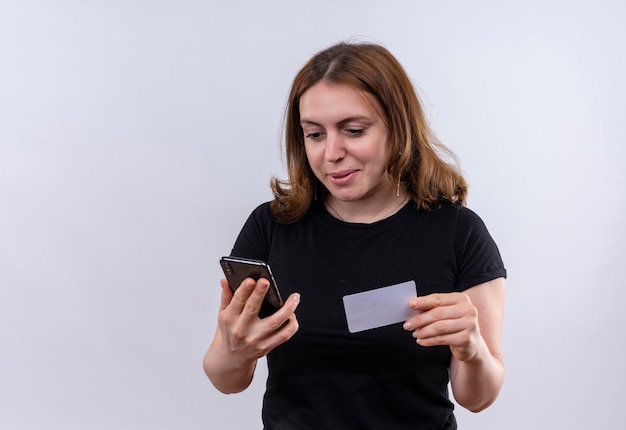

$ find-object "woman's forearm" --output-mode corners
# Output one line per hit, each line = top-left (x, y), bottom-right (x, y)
(203, 335), (257, 394)
(450, 340), (504, 412)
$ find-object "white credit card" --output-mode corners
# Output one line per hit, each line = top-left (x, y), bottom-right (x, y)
(342, 280), (418, 333)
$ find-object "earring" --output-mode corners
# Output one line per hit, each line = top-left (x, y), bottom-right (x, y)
(397, 151), (403, 197)
(314, 181), (318, 201)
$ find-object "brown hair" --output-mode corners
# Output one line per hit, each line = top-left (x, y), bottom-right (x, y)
(270, 42), (467, 223)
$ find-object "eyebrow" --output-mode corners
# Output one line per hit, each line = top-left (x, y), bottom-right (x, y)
(300, 116), (374, 127)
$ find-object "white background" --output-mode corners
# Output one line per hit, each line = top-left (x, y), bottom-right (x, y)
(1, 1), (624, 429)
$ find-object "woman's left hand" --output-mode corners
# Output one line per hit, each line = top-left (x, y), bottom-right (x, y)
(403, 292), (483, 362)
(404, 280), (505, 412)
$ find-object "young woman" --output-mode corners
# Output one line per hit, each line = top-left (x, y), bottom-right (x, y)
(204, 42), (507, 429)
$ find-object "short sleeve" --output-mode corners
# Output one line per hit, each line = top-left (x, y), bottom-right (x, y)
(454, 207), (507, 291)
(231, 202), (275, 261)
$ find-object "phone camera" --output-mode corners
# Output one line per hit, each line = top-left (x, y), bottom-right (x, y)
(223, 262), (233, 275)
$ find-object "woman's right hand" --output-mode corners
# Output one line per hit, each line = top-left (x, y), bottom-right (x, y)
(218, 277), (300, 361)
(203, 277), (300, 393)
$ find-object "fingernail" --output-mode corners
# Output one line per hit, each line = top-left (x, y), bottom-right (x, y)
(403, 322), (412, 330)
(409, 299), (418, 308)
(293, 293), (301, 303)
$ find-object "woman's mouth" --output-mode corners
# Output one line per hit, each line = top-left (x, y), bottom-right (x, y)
(328, 170), (358, 186)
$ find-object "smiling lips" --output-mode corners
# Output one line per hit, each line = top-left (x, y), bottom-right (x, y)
(328, 169), (358, 186)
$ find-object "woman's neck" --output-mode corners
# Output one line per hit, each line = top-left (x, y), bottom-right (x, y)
(325, 191), (410, 224)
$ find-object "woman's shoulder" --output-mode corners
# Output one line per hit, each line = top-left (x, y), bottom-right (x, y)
(426, 201), (485, 222)
(414, 202), (492, 239)
(246, 201), (274, 222)
(232, 202), (276, 259)
(251, 199), (325, 226)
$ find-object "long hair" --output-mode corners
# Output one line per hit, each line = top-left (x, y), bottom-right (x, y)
(270, 42), (467, 224)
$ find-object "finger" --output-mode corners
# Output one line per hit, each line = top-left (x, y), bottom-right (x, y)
(239, 278), (272, 321)
(409, 292), (469, 312)
(408, 293), (447, 311)
(256, 310), (300, 353)
(218, 278), (234, 311)
(246, 292), (301, 351)
(415, 330), (470, 349)
(412, 317), (470, 343)
(227, 278), (257, 315)
(404, 296), (476, 333)
(262, 292), (301, 330)
(409, 303), (471, 330)
(415, 325), (482, 361)
(280, 292), (301, 314)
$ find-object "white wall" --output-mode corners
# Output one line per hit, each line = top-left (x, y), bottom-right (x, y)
(1, 1), (624, 428)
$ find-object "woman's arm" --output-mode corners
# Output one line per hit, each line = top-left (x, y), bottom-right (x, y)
(448, 278), (505, 411)
(203, 328), (258, 394)
(404, 277), (505, 412)
(203, 278), (300, 394)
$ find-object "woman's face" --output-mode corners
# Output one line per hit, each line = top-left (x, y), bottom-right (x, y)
(299, 81), (395, 206)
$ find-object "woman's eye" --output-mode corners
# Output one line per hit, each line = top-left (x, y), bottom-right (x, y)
(305, 132), (323, 140)
(346, 129), (365, 137)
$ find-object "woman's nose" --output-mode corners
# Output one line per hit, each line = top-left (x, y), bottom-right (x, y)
(324, 132), (346, 162)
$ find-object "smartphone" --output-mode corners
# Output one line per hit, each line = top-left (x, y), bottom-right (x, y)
(219, 256), (284, 318)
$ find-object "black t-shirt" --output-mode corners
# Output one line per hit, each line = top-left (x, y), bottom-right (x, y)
(231, 200), (506, 430)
